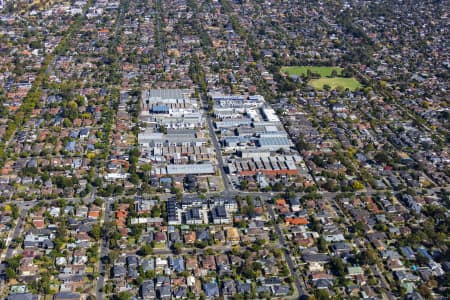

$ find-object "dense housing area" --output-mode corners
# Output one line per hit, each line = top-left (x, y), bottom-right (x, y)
(0, 0), (448, 300)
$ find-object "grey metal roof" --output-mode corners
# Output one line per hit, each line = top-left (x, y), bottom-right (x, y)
(147, 89), (193, 99)
(6, 294), (38, 300)
(166, 163), (214, 175)
(257, 136), (290, 147)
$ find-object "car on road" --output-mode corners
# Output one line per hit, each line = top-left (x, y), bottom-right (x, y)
(9, 241), (17, 248)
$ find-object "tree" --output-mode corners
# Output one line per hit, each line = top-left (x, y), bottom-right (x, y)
(367, 275), (378, 286)
(329, 257), (346, 277)
(273, 248), (283, 259)
(310, 217), (322, 233)
(37, 272), (52, 294)
(356, 248), (377, 265)
(418, 284), (431, 298)
(144, 270), (156, 279)
(11, 204), (19, 219)
(352, 180), (364, 190)
(65, 100), (78, 120)
(114, 185), (124, 195)
(5, 267), (16, 280)
(240, 179), (248, 190)
(5, 255), (21, 270)
(175, 189), (183, 200)
(375, 151), (390, 164)
(272, 181), (284, 191)
(331, 69), (338, 77)
(353, 221), (365, 236)
(269, 230), (278, 242)
(135, 276), (144, 286)
(94, 198), (104, 207)
(173, 242), (183, 255)
(115, 291), (132, 300)
(87, 245), (99, 263)
(317, 237), (328, 252)
(140, 244), (153, 256)
(129, 173), (139, 185)
(141, 163), (152, 176)
(90, 224), (101, 241)
(159, 125), (167, 134)
(151, 206), (161, 218)
(315, 289), (330, 300)
(195, 241), (207, 249)
(92, 177), (103, 187)
(416, 252), (430, 266)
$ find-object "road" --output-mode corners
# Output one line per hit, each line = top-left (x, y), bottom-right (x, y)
(1, 208), (27, 261)
(202, 95), (232, 192)
(94, 0), (124, 293)
(153, 245), (231, 256)
(266, 203), (305, 297)
(371, 264), (390, 290)
(2, 185), (448, 211)
(154, 0), (165, 61)
(96, 199), (112, 300)
(0, 207), (27, 296)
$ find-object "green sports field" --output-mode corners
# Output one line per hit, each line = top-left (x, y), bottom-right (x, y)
(308, 77), (362, 91)
(281, 66), (343, 77)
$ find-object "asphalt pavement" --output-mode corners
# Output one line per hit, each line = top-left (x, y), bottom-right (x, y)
(266, 203), (306, 297)
(96, 199), (112, 300)
(202, 95), (232, 192)
(3, 208), (27, 259)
